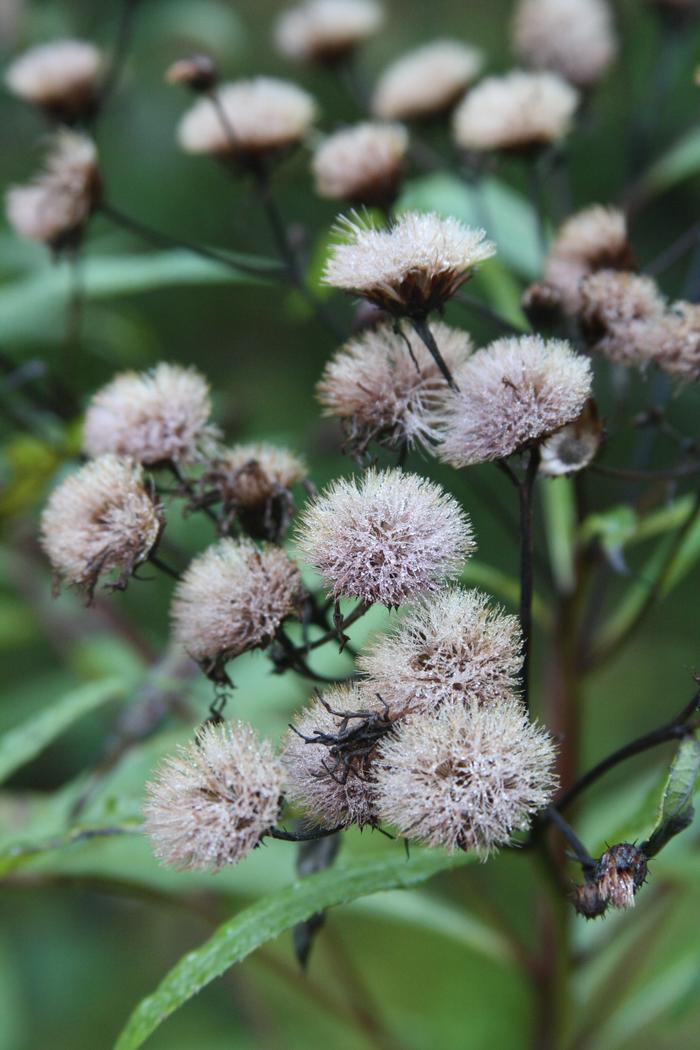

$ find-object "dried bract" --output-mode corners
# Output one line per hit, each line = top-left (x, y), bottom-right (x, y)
(275, 0), (383, 64)
(544, 205), (633, 315)
(372, 40), (484, 121)
(5, 39), (102, 119)
(539, 399), (603, 476)
(513, 0), (617, 89)
(580, 270), (666, 368)
(312, 122), (408, 207)
(596, 844), (648, 910)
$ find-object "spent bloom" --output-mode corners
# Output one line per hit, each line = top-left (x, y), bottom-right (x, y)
(375, 701), (558, 854)
(6, 130), (100, 249)
(296, 468), (474, 607)
(5, 39), (102, 119)
(543, 205), (633, 315)
(359, 588), (522, 713)
(580, 270), (666, 368)
(312, 122), (408, 207)
(649, 301), (700, 382)
(539, 399), (603, 476)
(177, 78), (317, 160)
(322, 211), (495, 318)
(596, 844), (648, 910)
(372, 40), (484, 122)
(513, 0), (617, 89)
(144, 721), (284, 871)
(438, 335), (592, 467)
(83, 363), (216, 467)
(317, 320), (472, 455)
(275, 0), (383, 64)
(40, 455), (162, 600)
(171, 538), (302, 681)
(453, 71), (579, 154)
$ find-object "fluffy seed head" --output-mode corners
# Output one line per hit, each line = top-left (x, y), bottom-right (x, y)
(177, 78), (317, 158)
(596, 844), (648, 910)
(513, 0), (617, 89)
(539, 399), (603, 476)
(275, 0), (383, 64)
(144, 721), (284, 871)
(375, 701), (558, 855)
(372, 40), (484, 121)
(317, 320), (473, 456)
(312, 122), (408, 206)
(83, 363), (216, 467)
(453, 71), (579, 154)
(580, 270), (666, 367)
(5, 130), (100, 249)
(437, 336), (592, 467)
(172, 538), (302, 679)
(649, 301), (700, 382)
(544, 205), (633, 314)
(322, 211), (496, 317)
(296, 468), (474, 607)
(40, 455), (162, 598)
(5, 39), (102, 117)
(165, 53), (218, 92)
(359, 588), (522, 713)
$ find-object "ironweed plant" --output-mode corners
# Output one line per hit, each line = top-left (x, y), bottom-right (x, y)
(3, 1), (700, 1048)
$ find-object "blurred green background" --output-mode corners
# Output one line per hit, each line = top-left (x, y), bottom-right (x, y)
(1, 1), (700, 1048)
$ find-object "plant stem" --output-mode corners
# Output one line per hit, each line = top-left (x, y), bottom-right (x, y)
(518, 448), (541, 713)
(148, 553), (181, 582)
(303, 601), (371, 653)
(268, 825), (344, 843)
(92, 0), (143, 121)
(527, 157), (549, 264)
(410, 317), (459, 390)
(544, 806), (596, 876)
(590, 461), (700, 482)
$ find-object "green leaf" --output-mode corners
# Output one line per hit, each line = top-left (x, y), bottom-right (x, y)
(643, 734), (700, 858)
(0, 677), (130, 785)
(579, 505), (638, 554)
(644, 126), (700, 197)
(114, 848), (474, 1050)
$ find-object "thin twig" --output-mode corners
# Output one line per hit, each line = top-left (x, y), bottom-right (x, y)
(410, 317), (459, 390)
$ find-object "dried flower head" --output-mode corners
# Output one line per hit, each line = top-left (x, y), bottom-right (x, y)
(165, 53), (218, 92)
(539, 399), (603, 476)
(650, 301), (700, 382)
(544, 205), (633, 315)
(317, 320), (472, 456)
(571, 881), (608, 919)
(312, 122), (408, 207)
(375, 701), (558, 854)
(359, 588), (522, 713)
(40, 455), (162, 600)
(83, 363), (216, 467)
(521, 281), (563, 329)
(275, 0), (383, 64)
(513, 0), (617, 89)
(144, 721), (284, 871)
(171, 538), (302, 681)
(596, 844), (648, 910)
(177, 78), (317, 160)
(437, 336), (592, 467)
(5, 39), (102, 119)
(452, 71), (579, 154)
(322, 211), (495, 319)
(372, 40), (484, 122)
(296, 468), (474, 607)
(580, 270), (666, 368)
(5, 130), (100, 249)
(282, 684), (403, 829)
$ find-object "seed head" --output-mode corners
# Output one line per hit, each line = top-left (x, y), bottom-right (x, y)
(83, 363), (217, 467)
(649, 301), (700, 382)
(571, 881), (608, 919)
(513, 0), (617, 89)
(359, 588), (522, 713)
(40, 455), (163, 600)
(296, 468), (474, 607)
(375, 701), (558, 855)
(437, 336), (592, 467)
(312, 122), (408, 207)
(5, 39), (102, 119)
(539, 399), (603, 476)
(171, 538), (302, 681)
(275, 0), (383, 65)
(372, 40), (484, 122)
(544, 205), (633, 315)
(580, 270), (666, 368)
(596, 844), (648, 910)
(144, 721), (284, 871)
(177, 78), (317, 159)
(165, 53), (218, 92)
(317, 320), (472, 456)
(322, 210), (495, 318)
(453, 71), (579, 154)
(6, 130), (100, 249)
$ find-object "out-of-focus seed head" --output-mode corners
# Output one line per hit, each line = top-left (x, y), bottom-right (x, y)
(83, 363), (217, 467)
(571, 881), (608, 919)
(650, 301), (700, 383)
(359, 587), (522, 713)
(312, 122), (408, 207)
(165, 53), (218, 92)
(5, 39), (102, 119)
(296, 468), (474, 607)
(437, 335), (592, 467)
(375, 701), (558, 855)
(171, 538), (303, 682)
(544, 205), (633, 315)
(322, 211), (496, 318)
(275, 0), (383, 65)
(539, 399), (603, 476)
(513, 0), (617, 89)
(596, 844), (648, 909)
(521, 281), (564, 330)
(317, 320), (472, 457)
(144, 721), (284, 871)
(5, 130), (100, 250)
(177, 78), (317, 161)
(453, 71), (579, 154)
(40, 455), (163, 601)
(580, 270), (666, 368)
(372, 40), (484, 122)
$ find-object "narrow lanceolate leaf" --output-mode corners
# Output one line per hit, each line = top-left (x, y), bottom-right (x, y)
(644, 126), (700, 197)
(0, 677), (129, 785)
(114, 848), (474, 1050)
(643, 734), (700, 858)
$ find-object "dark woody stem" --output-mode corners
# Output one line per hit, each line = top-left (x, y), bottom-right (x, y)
(268, 825), (344, 843)
(590, 461), (700, 482)
(147, 553), (181, 582)
(543, 806), (596, 876)
(92, 0), (143, 121)
(410, 317), (459, 390)
(303, 600), (371, 653)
